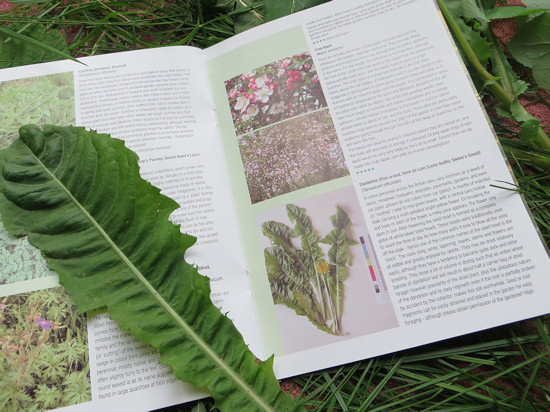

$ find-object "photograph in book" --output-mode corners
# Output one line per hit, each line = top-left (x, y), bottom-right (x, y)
(0, 219), (57, 285)
(0, 72), (75, 150)
(225, 51), (327, 136)
(238, 108), (349, 203)
(0, 72), (75, 285)
(256, 186), (398, 354)
(0, 287), (91, 410)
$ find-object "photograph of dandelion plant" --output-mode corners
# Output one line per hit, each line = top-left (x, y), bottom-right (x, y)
(256, 186), (398, 354)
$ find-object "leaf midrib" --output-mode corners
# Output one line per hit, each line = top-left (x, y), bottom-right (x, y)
(28, 142), (276, 412)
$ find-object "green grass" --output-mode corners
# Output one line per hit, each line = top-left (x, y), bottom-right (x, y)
(1, 1), (549, 411)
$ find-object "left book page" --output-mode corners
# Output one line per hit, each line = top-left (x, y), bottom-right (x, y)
(0, 47), (258, 411)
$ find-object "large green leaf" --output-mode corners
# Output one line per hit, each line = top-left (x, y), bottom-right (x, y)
(440, 0), (491, 68)
(264, 0), (329, 22)
(507, 12), (550, 93)
(532, 53), (550, 92)
(485, 6), (546, 20)
(507, 13), (550, 68)
(0, 24), (80, 69)
(0, 125), (303, 412)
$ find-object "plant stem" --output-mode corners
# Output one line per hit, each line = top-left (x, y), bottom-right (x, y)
(503, 145), (550, 173)
(436, 0), (550, 153)
(436, 0), (511, 104)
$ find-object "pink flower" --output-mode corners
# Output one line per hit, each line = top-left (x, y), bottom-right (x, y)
(255, 74), (269, 88)
(247, 104), (259, 117)
(234, 95), (250, 113)
(254, 85), (273, 103)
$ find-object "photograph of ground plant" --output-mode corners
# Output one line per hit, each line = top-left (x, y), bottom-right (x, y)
(258, 187), (399, 353)
(239, 109), (349, 203)
(225, 51), (327, 135)
(0, 287), (90, 410)
(0, 72), (75, 150)
(0, 220), (57, 285)
(263, 203), (356, 336)
(0, 72), (74, 284)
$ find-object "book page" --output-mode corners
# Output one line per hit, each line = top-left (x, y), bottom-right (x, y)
(203, 0), (550, 378)
(0, 47), (259, 410)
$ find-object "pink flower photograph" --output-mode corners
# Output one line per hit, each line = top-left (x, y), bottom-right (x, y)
(225, 51), (327, 135)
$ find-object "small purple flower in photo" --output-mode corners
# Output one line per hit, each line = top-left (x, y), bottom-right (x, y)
(36, 318), (51, 330)
(0, 304), (6, 311)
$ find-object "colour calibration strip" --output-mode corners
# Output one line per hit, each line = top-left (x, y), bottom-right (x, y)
(359, 233), (390, 304)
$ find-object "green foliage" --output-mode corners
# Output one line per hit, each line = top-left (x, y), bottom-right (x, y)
(263, 204), (355, 335)
(485, 5), (546, 19)
(200, 0), (265, 34)
(0, 72), (75, 151)
(438, 0), (550, 161)
(0, 1), (235, 54)
(0, 287), (90, 411)
(264, 0), (329, 22)
(0, 24), (73, 69)
(507, 12), (550, 93)
(440, 0), (492, 67)
(0, 124), (303, 412)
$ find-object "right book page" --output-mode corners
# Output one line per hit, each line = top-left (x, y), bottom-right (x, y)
(203, 0), (550, 378)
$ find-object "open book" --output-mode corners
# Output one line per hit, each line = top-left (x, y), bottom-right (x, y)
(1, 0), (549, 410)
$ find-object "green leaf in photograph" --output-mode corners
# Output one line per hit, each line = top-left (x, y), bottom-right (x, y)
(263, 204), (356, 335)
(320, 207), (357, 334)
(264, 0), (329, 22)
(0, 125), (303, 412)
(507, 13), (550, 68)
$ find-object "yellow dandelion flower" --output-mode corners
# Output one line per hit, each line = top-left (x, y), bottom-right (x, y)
(316, 260), (330, 275)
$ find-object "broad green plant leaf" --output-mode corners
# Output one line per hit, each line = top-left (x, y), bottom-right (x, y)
(234, 0), (265, 33)
(264, 0), (329, 22)
(439, 0), (491, 68)
(485, 6), (546, 20)
(507, 12), (550, 93)
(508, 13), (550, 67)
(0, 24), (81, 68)
(510, 99), (541, 146)
(0, 125), (303, 412)
(523, 0), (550, 10)
(532, 53), (550, 92)
(200, 0), (265, 34)
(443, 0), (489, 23)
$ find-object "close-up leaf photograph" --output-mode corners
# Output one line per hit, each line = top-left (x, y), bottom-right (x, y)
(1, 1), (550, 411)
